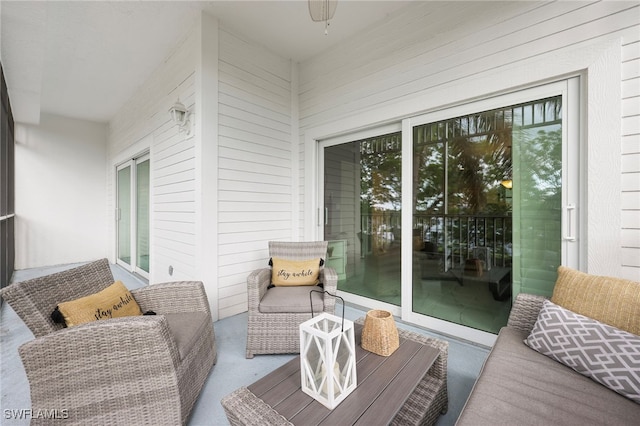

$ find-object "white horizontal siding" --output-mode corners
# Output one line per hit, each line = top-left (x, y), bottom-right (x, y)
(151, 70), (197, 282)
(301, 2), (636, 126)
(298, 1), (640, 279)
(217, 27), (292, 318)
(108, 27), (199, 283)
(621, 30), (640, 279)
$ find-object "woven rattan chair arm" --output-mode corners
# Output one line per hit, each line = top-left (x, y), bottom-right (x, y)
(18, 316), (182, 425)
(507, 293), (547, 334)
(320, 266), (338, 313)
(247, 268), (271, 313)
(131, 281), (210, 315)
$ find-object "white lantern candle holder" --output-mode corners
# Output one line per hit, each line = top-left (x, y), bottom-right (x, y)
(299, 292), (357, 410)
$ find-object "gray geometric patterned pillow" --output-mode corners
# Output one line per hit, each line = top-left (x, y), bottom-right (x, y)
(525, 300), (640, 404)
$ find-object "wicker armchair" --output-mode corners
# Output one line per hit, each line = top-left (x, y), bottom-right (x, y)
(246, 241), (338, 358)
(0, 259), (216, 425)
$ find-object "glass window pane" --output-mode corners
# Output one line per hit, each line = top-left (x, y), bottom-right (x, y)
(117, 166), (131, 266)
(136, 159), (150, 273)
(512, 117), (562, 294)
(324, 132), (402, 306)
(412, 96), (562, 334)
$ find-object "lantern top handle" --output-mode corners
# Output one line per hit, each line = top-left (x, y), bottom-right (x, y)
(309, 290), (346, 331)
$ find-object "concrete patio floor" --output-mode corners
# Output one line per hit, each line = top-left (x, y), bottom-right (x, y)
(1, 262), (489, 425)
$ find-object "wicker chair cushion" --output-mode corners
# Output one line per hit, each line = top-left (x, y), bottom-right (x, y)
(271, 257), (321, 286)
(259, 286), (324, 313)
(164, 312), (210, 359)
(551, 266), (640, 335)
(55, 281), (142, 327)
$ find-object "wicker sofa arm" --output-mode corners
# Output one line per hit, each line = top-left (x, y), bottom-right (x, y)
(507, 293), (547, 334)
(247, 268), (272, 312)
(131, 280), (210, 315)
(18, 315), (183, 425)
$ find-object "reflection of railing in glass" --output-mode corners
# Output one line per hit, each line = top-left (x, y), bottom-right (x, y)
(357, 212), (512, 270)
(413, 213), (512, 270)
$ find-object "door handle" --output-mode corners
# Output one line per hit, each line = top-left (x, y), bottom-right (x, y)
(564, 204), (576, 241)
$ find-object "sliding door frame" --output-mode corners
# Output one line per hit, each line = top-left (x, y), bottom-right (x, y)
(401, 78), (581, 345)
(315, 78), (582, 346)
(318, 123), (403, 316)
(116, 152), (150, 279)
(0, 63), (14, 290)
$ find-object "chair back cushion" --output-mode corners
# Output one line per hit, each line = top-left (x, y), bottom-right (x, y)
(0, 259), (115, 337)
(55, 280), (142, 327)
(551, 266), (640, 335)
(271, 257), (321, 286)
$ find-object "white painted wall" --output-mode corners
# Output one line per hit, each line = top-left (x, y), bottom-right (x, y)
(14, 113), (107, 269)
(298, 1), (640, 281)
(106, 12), (293, 320)
(24, 2), (631, 325)
(216, 27), (293, 318)
(108, 22), (198, 287)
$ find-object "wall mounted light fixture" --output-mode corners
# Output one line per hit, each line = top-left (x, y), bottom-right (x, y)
(169, 99), (193, 136)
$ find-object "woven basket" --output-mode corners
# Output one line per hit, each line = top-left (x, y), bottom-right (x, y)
(361, 310), (399, 356)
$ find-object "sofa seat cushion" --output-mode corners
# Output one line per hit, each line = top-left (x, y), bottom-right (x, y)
(456, 327), (640, 426)
(259, 286), (324, 313)
(163, 312), (209, 360)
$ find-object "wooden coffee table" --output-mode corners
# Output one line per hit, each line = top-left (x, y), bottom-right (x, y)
(222, 318), (448, 426)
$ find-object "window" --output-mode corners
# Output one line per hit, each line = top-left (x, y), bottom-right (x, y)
(322, 130), (403, 307)
(116, 154), (150, 277)
(1, 63), (15, 290)
(319, 78), (581, 343)
(412, 96), (563, 333)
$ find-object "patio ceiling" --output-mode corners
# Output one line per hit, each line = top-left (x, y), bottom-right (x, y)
(0, 0), (413, 125)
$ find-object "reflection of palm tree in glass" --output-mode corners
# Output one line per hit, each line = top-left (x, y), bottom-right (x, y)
(361, 137), (402, 211)
(360, 133), (402, 256)
(518, 128), (562, 209)
(412, 102), (561, 272)
(413, 113), (513, 216)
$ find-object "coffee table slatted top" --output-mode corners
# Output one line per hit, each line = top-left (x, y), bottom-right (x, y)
(246, 324), (440, 425)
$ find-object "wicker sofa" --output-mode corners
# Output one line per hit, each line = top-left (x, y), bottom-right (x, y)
(457, 268), (640, 425)
(0, 259), (217, 425)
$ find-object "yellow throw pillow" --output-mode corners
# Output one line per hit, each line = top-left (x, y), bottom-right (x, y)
(271, 257), (321, 286)
(551, 266), (640, 335)
(56, 281), (143, 327)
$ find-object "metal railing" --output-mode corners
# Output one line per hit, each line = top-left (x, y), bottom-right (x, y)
(415, 214), (512, 269)
(359, 212), (512, 269)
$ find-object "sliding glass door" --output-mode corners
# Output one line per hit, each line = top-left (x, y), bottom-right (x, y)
(411, 96), (564, 333)
(319, 79), (580, 341)
(322, 128), (402, 308)
(116, 154), (150, 277)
